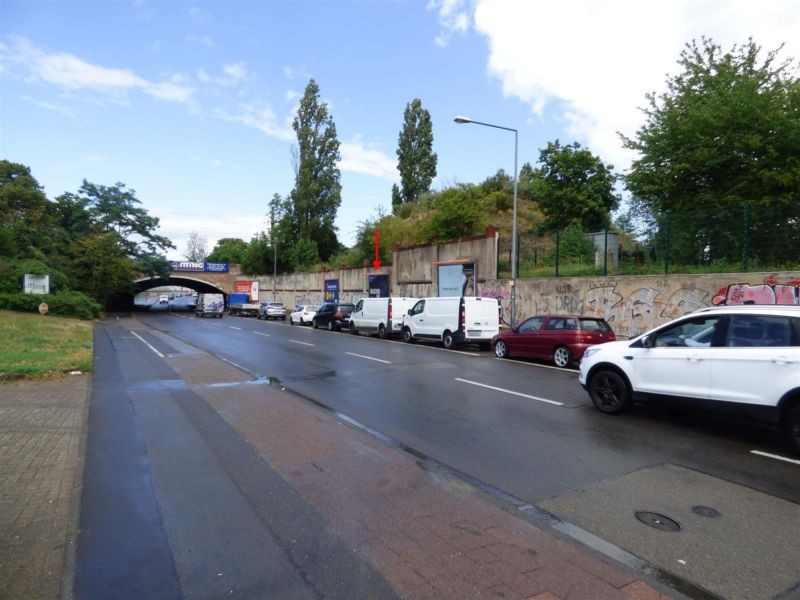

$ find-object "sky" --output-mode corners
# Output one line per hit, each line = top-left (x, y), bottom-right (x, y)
(2, 0), (798, 260)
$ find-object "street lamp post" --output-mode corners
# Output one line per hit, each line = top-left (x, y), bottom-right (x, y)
(454, 116), (518, 327)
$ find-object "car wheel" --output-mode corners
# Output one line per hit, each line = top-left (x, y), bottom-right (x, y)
(327, 321), (334, 331)
(782, 401), (800, 454)
(495, 340), (509, 359)
(290, 317), (295, 326)
(553, 345), (572, 368)
(377, 324), (387, 339)
(282, 316), (286, 321)
(313, 320), (319, 329)
(350, 324), (357, 335)
(588, 369), (631, 414)
(442, 330), (455, 349)
(300, 318), (304, 325)
(402, 327), (414, 343)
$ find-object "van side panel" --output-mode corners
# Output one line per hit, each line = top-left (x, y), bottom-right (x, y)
(462, 297), (500, 341)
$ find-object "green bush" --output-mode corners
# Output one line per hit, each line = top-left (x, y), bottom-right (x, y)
(0, 258), (69, 293)
(0, 291), (101, 320)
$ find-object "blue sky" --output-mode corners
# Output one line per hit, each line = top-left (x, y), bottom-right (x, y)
(2, 0), (798, 260)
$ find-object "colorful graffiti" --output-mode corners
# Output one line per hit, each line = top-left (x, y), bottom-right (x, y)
(712, 283), (800, 305)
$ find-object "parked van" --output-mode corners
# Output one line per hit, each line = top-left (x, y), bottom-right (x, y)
(402, 296), (500, 349)
(195, 293), (224, 318)
(350, 297), (417, 338)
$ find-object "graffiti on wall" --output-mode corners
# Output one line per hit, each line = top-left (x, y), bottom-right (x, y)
(481, 288), (511, 324)
(712, 282), (800, 306)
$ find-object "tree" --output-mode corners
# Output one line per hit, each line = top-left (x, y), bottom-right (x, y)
(288, 79), (342, 262)
(0, 161), (58, 258)
(533, 141), (618, 233)
(623, 38), (800, 265)
(206, 238), (248, 264)
(74, 180), (175, 259)
(65, 232), (137, 306)
(184, 231), (208, 262)
(424, 185), (488, 241)
(395, 98), (437, 210)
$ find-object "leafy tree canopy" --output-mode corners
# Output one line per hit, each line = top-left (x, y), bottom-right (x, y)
(206, 238), (248, 264)
(395, 98), (437, 209)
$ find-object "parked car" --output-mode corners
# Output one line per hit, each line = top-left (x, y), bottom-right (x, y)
(402, 296), (500, 349)
(195, 293), (224, 318)
(579, 305), (800, 453)
(289, 304), (319, 326)
(350, 297), (417, 338)
(312, 302), (355, 331)
(492, 315), (616, 367)
(158, 294), (170, 305)
(258, 302), (286, 320)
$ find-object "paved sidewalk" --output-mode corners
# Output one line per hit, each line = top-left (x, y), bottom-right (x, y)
(168, 340), (676, 600)
(0, 375), (89, 600)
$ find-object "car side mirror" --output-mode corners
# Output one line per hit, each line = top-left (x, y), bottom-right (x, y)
(641, 335), (652, 348)
(407, 309), (413, 315)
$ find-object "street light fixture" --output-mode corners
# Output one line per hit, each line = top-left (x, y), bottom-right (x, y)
(454, 115), (519, 327)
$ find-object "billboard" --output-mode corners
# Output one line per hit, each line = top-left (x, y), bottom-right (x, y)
(235, 280), (259, 301)
(437, 262), (477, 297)
(170, 261), (229, 273)
(324, 279), (339, 303)
(367, 274), (389, 298)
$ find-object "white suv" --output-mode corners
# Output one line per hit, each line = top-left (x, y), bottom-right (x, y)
(579, 305), (800, 453)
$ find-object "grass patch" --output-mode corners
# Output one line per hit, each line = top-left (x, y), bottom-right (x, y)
(0, 310), (93, 381)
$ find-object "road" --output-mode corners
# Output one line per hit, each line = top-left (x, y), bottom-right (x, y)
(78, 311), (800, 600)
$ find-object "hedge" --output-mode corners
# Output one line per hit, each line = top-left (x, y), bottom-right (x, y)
(0, 291), (102, 320)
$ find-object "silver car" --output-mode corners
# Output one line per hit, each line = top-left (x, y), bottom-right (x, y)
(258, 302), (286, 320)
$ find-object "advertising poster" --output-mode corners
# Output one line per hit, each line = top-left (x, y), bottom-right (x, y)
(437, 262), (477, 297)
(324, 279), (339, 303)
(367, 274), (389, 298)
(234, 280), (259, 301)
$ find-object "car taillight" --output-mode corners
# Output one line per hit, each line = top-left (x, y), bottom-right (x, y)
(460, 307), (465, 329)
(335, 311), (343, 319)
(388, 304), (392, 319)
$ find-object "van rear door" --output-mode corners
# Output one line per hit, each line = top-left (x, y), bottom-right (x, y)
(463, 297), (500, 340)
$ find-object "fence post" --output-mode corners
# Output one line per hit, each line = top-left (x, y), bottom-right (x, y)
(516, 235), (520, 278)
(603, 225), (608, 276)
(742, 203), (750, 272)
(664, 212), (670, 275)
(555, 229), (560, 277)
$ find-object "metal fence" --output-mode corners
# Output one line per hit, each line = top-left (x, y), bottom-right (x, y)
(497, 202), (800, 278)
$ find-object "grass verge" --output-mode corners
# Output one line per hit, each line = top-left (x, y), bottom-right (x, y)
(0, 310), (93, 381)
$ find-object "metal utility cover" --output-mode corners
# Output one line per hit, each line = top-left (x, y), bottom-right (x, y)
(539, 464), (800, 600)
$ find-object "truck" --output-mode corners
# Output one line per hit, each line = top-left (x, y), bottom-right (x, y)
(195, 293), (224, 318)
(228, 292), (260, 317)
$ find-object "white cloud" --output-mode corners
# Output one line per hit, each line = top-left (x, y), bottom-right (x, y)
(188, 6), (211, 24)
(152, 209), (267, 260)
(212, 103), (294, 141)
(197, 62), (248, 86)
(285, 89), (299, 103)
(5, 36), (194, 105)
(428, 0), (472, 47)
(443, 0), (800, 171)
(21, 95), (77, 118)
(339, 138), (398, 181)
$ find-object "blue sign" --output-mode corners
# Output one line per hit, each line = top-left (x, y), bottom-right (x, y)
(324, 279), (339, 303)
(367, 274), (389, 298)
(170, 261), (229, 273)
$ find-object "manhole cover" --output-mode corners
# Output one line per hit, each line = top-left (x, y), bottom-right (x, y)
(635, 511), (681, 532)
(692, 505), (721, 518)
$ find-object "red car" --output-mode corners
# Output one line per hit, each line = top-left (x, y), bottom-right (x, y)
(491, 314), (616, 368)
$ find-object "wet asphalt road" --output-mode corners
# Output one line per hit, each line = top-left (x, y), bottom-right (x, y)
(78, 310), (800, 599)
(141, 311), (799, 507)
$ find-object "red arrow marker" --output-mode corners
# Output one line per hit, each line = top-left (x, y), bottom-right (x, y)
(373, 228), (381, 269)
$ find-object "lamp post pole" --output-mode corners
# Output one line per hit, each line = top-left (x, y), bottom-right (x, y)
(271, 202), (277, 301)
(454, 116), (518, 327)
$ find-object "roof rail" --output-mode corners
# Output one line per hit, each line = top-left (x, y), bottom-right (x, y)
(693, 305), (800, 313)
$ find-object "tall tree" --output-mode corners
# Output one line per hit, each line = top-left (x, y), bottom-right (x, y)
(395, 98), (437, 210)
(623, 38), (800, 264)
(533, 141), (618, 232)
(206, 238), (248, 264)
(288, 79), (342, 262)
(184, 231), (208, 262)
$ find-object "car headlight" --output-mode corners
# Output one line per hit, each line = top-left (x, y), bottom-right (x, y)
(582, 346), (603, 360)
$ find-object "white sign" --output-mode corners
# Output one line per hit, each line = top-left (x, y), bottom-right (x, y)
(24, 274), (50, 295)
(250, 280), (259, 301)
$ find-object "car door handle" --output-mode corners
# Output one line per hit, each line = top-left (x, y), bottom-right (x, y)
(773, 356), (797, 365)
(687, 354), (703, 362)
(419, 319), (424, 322)
(623, 355), (634, 360)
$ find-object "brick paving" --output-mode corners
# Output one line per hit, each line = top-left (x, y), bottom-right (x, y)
(0, 375), (89, 600)
(169, 347), (676, 600)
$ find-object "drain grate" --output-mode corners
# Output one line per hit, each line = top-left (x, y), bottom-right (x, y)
(635, 511), (681, 532)
(692, 505), (721, 518)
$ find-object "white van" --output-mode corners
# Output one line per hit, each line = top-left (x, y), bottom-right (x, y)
(195, 293), (224, 318)
(401, 296), (500, 349)
(350, 297), (417, 338)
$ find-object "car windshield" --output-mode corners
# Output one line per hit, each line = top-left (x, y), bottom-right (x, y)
(580, 319), (611, 332)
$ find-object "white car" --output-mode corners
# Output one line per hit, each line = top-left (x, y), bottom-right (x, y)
(289, 304), (319, 326)
(579, 305), (800, 453)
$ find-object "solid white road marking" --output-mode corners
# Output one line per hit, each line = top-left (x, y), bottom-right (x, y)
(455, 378), (564, 406)
(750, 450), (800, 466)
(253, 332), (271, 337)
(289, 339), (315, 347)
(345, 352), (391, 364)
(228, 326), (242, 330)
(130, 330), (165, 358)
